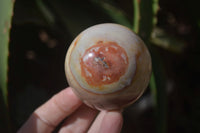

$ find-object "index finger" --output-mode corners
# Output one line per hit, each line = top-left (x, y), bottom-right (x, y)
(18, 87), (82, 133)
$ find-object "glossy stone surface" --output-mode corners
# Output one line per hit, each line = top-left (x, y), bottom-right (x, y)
(80, 41), (129, 87)
(65, 23), (152, 110)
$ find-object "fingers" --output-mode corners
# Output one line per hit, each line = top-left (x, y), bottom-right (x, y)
(18, 87), (82, 133)
(99, 111), (123, 133)
(89, 111), (123, 133)
(18, 87), (124, 133)
(88, 110), (107, 133)
(59, 104), (98, 133)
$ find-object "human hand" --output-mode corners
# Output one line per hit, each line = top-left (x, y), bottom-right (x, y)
(18, 87), (123, 133)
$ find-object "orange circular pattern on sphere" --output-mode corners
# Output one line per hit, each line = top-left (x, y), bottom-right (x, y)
(80, 41), (129, 87)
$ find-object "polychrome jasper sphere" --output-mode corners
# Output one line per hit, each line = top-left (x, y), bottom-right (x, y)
(65, 23), (152, 110)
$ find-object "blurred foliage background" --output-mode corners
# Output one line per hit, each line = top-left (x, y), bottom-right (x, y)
(0, 0), (200, 132)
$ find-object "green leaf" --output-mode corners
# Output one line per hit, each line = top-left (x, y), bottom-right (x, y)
(150, 47), (167, 133)
(47, 0), (98, 38)
(133, 0), (140, 33)
(133, 0), (167, 133)
(90, 0), (132, 28)
(133, 0), (159, 41)
(0, 0), (15, 132)
(36, 0), (55, 26)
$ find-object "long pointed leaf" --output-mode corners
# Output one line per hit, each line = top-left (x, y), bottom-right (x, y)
(133, 0), (167, 133)
(0, 0), (14, 132)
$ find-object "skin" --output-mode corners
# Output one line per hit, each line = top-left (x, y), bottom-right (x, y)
(17, 87), (123, 133)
